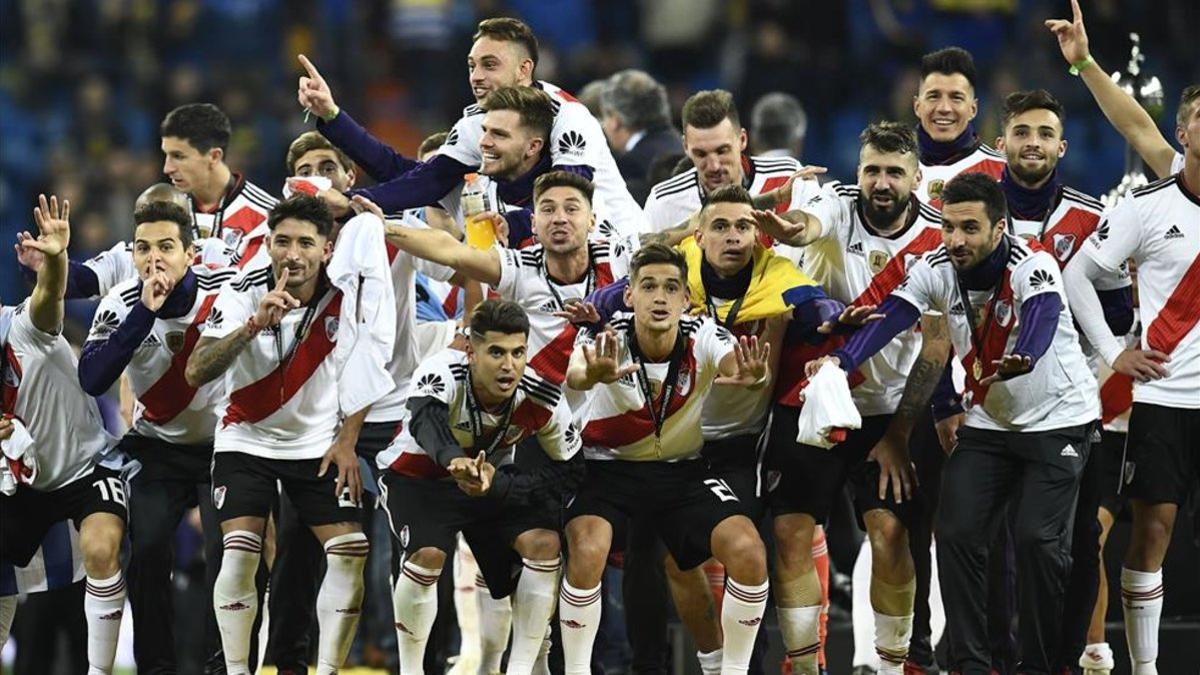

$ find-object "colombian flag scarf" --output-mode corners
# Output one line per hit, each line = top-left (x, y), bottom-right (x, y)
(678, 238), (824, 326)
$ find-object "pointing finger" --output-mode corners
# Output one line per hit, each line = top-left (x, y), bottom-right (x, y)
(298, 54), (322, 81)
(276, 266), (290, 291)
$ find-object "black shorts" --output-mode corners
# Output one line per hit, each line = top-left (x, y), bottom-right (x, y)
(703, 432), (766, 523)
(565, 459), (749, 571)
(378, 472), (557, 598)
(209, 451), (360, 527)
(1122, 403), (1200, 506)
(765, 406), (920, 529)
(1097, 429), (1129, 515)
(1, 465), (128, 567)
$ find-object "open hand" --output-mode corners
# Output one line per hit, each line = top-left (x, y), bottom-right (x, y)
(751, 209), (806, 244)
(318, 437), (362, 506)
(716, 335), (770, 387)
(554, 300), (601, 326)
(1111, 347), (1170, 383)
(582, 329), (637, 385)
(1045, 0), (1090, 66)
(817, 304), (884, 334)
(24, 195), (71, 258)
(979, 353), (1034, 385)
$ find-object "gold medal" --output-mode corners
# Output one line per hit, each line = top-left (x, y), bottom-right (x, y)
(972, 359), (983, 381)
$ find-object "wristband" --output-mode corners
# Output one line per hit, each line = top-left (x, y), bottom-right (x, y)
(1069, 55), (1095, 76)
(320, 105), (340, 123)
(244, 316), (263, 336)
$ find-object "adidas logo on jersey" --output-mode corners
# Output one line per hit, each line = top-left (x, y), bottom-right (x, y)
(91, 309), (120, 338)
(454, 419), (472, 431)
(1060, 444), (1079, 458)
(1028, 269), (1055, 291)
(416, 373), (445, 397)
(140, 334), (162, 349)
(538, 300), (560, 313)
(949, 301), (966, 316)
(557, 130), (586, 155)
(846, 241), (865, 256)
(444, 128), (459, 147)
(1164, 225), (1184, 240)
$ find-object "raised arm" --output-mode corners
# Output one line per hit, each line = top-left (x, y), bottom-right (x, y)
(1045, 0), (1177, 176)
(383, 220), (502, 285)
(750, 208), (824, 247)
(22, 195), (71, 334)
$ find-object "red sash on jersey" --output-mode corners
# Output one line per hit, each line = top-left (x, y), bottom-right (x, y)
(961, 270), (1018, 407)
(774, 228), (943, 407)
(1039, 207), (1100, 269)
(581, 345), (697, 448)
(1100, 373), (1134, 424)
(1145, 251), (1200, 357)
(222, 292), (343, 427)
(528, 260), (615, 385)
(139, 294), (219, 425)
(2, 344), (22, 415)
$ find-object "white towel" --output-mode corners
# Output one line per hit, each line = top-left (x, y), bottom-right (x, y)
(1, 417), (37, 495)
(328, 212), (397, 416)
(795, 361), (862, 449)
(283, 175), (332, 199)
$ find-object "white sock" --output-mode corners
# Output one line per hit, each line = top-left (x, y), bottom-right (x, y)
(851, 539), (877, 669)
(778, 605), (822, 674)
(84, 571), (126, 674)
(558, 580), (601, 675)
(874, 611), (913, 674)
(476, 573), (512, 675)
(1080, 641), (1114, 669)
(507, 558), (560, 675)
(533, 625), (552, 675)
(395, 560), (441, 675)
(697, 648), (723, 675)
(452, 539), (481, 673)
(1121, 567), (1163, 673)
(314, 532), (369, 674)
(213, 531), (261, 674)
(721, 578), (768, 675)
(0, 595), (17, 648)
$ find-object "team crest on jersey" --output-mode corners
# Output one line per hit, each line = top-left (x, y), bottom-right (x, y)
(1122, 461), (1136, 485)
(1051, 233), (1076, 262)
(324, 316), (339, 341)
(165, 331), (186, 354)
(399, 525), (410, 550)
(993, 300), (1013, 328)
(675, 367), (693, 395)
(221, 229), (244, 249)
(927, 179), (946, 201)
(213, 485), (227, 510)
(868, 250), (891, 274)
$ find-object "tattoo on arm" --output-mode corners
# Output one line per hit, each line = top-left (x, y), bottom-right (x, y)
(186, 331), (254, 387)
(750, 191), (778, 210)
(639, 230), (669, 246)
(890, 313), (950, 436)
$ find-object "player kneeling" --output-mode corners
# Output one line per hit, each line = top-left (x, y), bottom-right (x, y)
(376, 300), (584, 675)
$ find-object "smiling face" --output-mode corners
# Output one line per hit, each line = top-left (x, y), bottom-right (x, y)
(268, 218), (331, 291)
(533, 185), (592, 255)
(941, 200), (1005, 271)
(161, 136), (219, 195)
(467, 37), (533, 102)
(914, 72), (978, 143)
(479, 109), (542, 180)
(624, 262), (689, 333)
(468, 330), (528, 403)
(998, 108), (1066, 187)
(857, 144), (920, 228)
(684, 118), (747, 193)
(292, 148), (355, 192)
(695, 201), (756, 277)
(133, 221), (193, 283)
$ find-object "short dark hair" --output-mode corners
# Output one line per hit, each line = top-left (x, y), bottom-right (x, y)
(481, 86), (555, 141)
(286, 131), (354, 174)
(134, 201), (194, 249)
(267, 195), (334, 238)
(920, 47), (977, 90)
(630, 242), (688, 282)
(1178, 84), (1200, 128)
(1001, 89), (1064, 128)
(859, 121), (918, 157)
(750, 92), (807, 153)
(469, 299), (530, 339)
(682, 90), (740, 130)
(160, 103), (231, 153)
(418, 131), (449, 158)
(474, 18), (539, 71)
(534, 170), (594, 205)
(602, 70), (671, 132)
(704, 184), (753, 208)
(648, 153), (686, 186)
(941, 172), (1007, 226)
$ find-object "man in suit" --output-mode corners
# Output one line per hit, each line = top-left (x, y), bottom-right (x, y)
(601, 70), (682, 204)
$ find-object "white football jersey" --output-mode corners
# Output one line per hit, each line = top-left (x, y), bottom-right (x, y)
(82, 237), (238, 299)
(895, 237), (1098, 431)
(192, 174), (277, 266)
(795, 182), (944, 415)
(1, 304), (114, 490)
(916, 144), (1006, 209)
(643, 155), (820, 233)
(495, 240), (629, 385)
(438, 80), (647, 239)
(1170, 151), (1184, 174)
(201, 263), (344, 460)
(377, 349), (580, 479)
(85, 266), (236, 444)
(1080, 174), (1200, 409)
(575, 314), (735, 462)
(366, 217), (457, 423)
